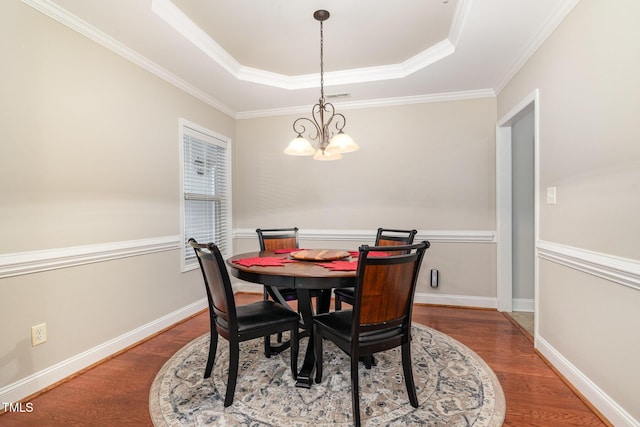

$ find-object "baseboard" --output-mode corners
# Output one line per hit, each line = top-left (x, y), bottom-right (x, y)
(232, 283), (497, 310)
(0, 298), (207, 404)
(414, 292), (497, 309)
(536, 336), (638, 427)
(512, 297), (534, 311)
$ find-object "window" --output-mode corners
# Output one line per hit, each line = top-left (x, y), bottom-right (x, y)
(179, 119), (231, 271)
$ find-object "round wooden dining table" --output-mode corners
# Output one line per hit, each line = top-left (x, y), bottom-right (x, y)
(227, 250), (356, 388)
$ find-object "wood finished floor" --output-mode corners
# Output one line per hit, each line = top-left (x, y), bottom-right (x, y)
(0, 293), (609, 427)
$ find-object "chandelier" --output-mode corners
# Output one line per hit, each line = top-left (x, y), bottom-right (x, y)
(284, 10), (359, 161)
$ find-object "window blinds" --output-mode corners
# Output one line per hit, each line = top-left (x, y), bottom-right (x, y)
(182, 125), (230, 265)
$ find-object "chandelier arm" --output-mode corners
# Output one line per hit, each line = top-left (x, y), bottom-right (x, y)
(292, 116), (320, 142)
(331, 112), (347, 133)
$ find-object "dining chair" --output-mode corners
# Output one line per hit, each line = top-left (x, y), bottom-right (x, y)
(189, 238), (300, 407)
(333, 228), (418, 310)
(313, 241), (429, 427)
(256, 227), (308, 357)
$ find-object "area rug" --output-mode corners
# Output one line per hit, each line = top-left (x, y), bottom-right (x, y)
(149, 323), (505, 426)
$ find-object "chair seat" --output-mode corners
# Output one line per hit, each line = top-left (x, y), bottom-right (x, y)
(236, 301), (300, 333)
(313, 310), (403, 344)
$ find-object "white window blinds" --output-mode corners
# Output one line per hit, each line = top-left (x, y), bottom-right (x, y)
(181, 121), (231, 269)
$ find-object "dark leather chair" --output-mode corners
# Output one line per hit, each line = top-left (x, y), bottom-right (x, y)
(189, 239), (300, 407)
(256, 228), (300, 307)
(256, 227), (301, 357)
(334, 228), (418, 310)
(313, 241), (429, 427)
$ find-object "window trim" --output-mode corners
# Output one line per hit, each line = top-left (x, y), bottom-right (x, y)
(178, 118), (232, 272)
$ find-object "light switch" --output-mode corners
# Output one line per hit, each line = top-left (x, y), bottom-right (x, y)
(546, 187), (557, 204)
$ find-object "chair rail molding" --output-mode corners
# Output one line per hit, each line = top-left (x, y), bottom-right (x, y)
(0, 235), (181, 279)
(537, 240), (640, 292)
(234, 228), (496, 244)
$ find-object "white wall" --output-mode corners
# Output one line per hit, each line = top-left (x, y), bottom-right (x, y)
(0, 0), (234, 402)
(498, 0), (640, 424)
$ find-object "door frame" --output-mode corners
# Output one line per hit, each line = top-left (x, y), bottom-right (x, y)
(496, 89), (540, 336)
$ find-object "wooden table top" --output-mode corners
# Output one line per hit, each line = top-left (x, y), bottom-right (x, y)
(227, 250), (356, 289)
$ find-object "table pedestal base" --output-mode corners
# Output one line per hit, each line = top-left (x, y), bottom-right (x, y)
(294, 288), (331, 388)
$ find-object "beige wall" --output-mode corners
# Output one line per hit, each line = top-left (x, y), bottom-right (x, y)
(235, 99), (498, 299)
(0, 0), (234, 394)
(498, 0), (640, 422)
(235, 100), (497, 230)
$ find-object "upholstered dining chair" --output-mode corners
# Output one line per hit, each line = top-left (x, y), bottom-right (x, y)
(333, 228), (418, 310)
(313, 241), (429, 427)
(189, 238), (300, 407)
(255, 227), (304, 357)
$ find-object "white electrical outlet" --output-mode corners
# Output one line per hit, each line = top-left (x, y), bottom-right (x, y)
(31, 323), (47, 346)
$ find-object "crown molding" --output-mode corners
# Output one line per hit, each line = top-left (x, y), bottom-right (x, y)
(151, 0), (461, 90)
(494, 0), (581, 94)
(236, 89), (496, 119)
(21, 0), (236, 118)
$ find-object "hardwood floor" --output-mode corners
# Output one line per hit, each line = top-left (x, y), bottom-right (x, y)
(0, 293), (608, 427)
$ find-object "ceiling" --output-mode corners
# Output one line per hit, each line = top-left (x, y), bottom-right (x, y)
(30, 0), (578, 118)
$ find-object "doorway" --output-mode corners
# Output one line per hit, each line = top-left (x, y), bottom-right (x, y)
(496, 90), (539, 340)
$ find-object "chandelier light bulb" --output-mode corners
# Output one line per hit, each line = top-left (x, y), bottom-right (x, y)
(326, 131), (359, 154)
(284, 136), (315, 156)
(313, 149), (342, 161)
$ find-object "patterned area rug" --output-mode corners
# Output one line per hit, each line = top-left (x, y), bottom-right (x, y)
(149, 323), (505, 426)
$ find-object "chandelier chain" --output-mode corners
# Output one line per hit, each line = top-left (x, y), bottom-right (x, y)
(320, 20), (324, 102)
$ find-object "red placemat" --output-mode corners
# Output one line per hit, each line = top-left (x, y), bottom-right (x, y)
(318, 260), (358, 271)
(232, 256), (296, 267)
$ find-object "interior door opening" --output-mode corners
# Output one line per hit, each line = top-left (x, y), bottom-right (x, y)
(496, 89), (539, 341)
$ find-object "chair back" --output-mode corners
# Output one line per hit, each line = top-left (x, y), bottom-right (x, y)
(256, 227), (299, 251)
(189, 238), (237, 337)
(353, 241), (429, 333)
(375, 228), (418, 251)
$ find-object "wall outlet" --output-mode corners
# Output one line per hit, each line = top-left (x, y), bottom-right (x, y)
(31, 323), (47, 346)
(546, 186), (557, 204)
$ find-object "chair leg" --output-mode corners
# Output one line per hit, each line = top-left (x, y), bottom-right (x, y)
(334, 296), (342, 311)
(290, 325), (299, 380)
(401, 341), (419, 407)
(263, 288), (273, 358)
(224, 341), (240, 407)
(264, 335), (271, 358)
(351, 351), (362, 427)
(204, 329), (218, 378)
(313, 327), (323, 384)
